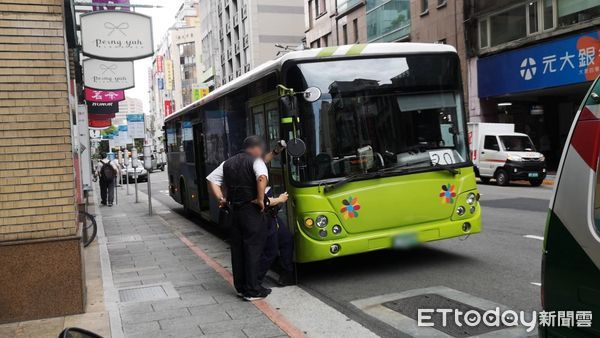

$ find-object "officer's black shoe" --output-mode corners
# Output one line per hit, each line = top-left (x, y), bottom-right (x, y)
(243, 288), (271, 301)
(277, 272), (295, 286)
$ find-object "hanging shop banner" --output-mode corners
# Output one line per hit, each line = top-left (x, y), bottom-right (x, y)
(80, 11), (153, 61)
(192, 87), (210, 101)
(127, 114), (145, 138)
(165, 59), (174, 91)
(478, 29), (600, 98)
(164, 100), (173, 117)
(88, 113), (116, 120)
(116, 125), (132, 145)
(157, 77), (164, 90)
(93, 0), (131, 11)
(83, 58), (135, 90)
(84, 88), (125, 102)
(87, 101), (119, 114)
(156, 55), (164, 73)
(89, 119), (112, 129)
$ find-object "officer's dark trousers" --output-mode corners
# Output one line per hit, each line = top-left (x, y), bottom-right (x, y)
(230, 203), (267, 295)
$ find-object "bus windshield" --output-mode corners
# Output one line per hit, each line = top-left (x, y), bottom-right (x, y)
(284, 55), (469, 184)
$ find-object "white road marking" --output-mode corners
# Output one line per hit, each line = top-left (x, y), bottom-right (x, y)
(159, 190), (170, 195)
(530, 282), (541, 286)
(523, 235), (544, 241)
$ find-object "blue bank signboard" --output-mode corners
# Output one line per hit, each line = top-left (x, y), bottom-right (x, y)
(478, 30), (600, 98)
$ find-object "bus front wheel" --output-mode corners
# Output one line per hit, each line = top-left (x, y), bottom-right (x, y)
(180, 181), (189, 213)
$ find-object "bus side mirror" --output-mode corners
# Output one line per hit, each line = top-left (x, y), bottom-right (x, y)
(287, 138), (306, 157)
(303, 87), (321, 103)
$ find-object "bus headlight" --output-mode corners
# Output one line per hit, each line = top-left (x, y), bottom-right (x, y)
(332, 224), (342, 235)
(466, 193), (476, 205)
(456, 206), (466, 216)
(304, 218), (314, 228)
(316, 215), (328, 228)
(330, 244), (340, 254)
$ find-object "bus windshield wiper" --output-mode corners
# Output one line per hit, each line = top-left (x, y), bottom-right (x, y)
(432, 164), (460, 176)
(324, 171), (382, 193)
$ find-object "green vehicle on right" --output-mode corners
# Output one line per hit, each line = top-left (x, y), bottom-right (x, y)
(541, 77), (600, 336)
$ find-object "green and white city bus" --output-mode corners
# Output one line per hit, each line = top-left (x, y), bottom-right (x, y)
(541, 77), (600, 336)
(164, 43), (482, 263)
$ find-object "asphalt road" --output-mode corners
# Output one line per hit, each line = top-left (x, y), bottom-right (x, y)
(136, 170), (552, 337)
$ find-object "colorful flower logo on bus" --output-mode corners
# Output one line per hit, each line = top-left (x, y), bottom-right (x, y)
(439, 184), (457, 204)
(340, 196), (360, 219)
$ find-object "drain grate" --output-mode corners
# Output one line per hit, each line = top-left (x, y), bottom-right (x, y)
(119, 285), (168, 303)
(383, 294), (507, 337)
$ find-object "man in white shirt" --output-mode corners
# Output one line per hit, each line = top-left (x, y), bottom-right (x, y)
(206, 136), (271, 300)
(95, 153), (120, 206)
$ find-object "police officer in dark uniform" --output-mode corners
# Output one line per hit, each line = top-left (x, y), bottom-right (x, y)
(206, 136), (271, 300)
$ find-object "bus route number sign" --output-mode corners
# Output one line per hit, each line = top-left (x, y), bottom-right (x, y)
(429, 149), (456, 166)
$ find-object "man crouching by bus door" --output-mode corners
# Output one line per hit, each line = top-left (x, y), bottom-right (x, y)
(258, 188), (295, 286)
(206, 136), (271, 301)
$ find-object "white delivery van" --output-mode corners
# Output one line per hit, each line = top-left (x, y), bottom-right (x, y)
(468, 123), (546, 186)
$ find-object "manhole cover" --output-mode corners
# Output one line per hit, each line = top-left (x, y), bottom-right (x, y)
(119, 285), (168, 303)
(383, 294), (507, 337)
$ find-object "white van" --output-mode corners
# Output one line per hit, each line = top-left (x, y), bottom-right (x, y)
(468, 123), (546, 186)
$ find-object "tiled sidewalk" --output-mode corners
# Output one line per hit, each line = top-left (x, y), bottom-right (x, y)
(98, 186), (288, 338)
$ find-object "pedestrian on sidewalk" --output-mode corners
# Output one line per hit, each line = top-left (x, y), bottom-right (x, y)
(206, 136), (271, 301)
(95, 152), (119, 206)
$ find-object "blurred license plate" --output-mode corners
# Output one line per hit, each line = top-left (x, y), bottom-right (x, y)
(392, 233), (418, 249)
(528, 173), (539, 178)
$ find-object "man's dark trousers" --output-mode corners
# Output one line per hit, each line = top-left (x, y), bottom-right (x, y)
(230, 203), (267, 295)
(106, 178), (115, 204)
(99, 176), (107, 204)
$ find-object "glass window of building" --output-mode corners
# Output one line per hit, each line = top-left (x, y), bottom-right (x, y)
(528, 1), (539, 34)
(353, 18), (359, 43)
(480, 1), (557, 49)
(366, 0), (411, 42)
(479, 18), (489, 48)
(337, 0), (362, 14)
(421, 0), (428, 14)
(315, 0), (326, 16)
(490, 6), (526, 46)
(437, 0), (446, 7)
(342, 24), (348, 44)
(558, 0), (600, 27)
(543, 0), (555, 30)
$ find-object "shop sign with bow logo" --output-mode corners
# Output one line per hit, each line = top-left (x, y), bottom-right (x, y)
(83, 58), (135, 90)
(80, 11), (153, 61)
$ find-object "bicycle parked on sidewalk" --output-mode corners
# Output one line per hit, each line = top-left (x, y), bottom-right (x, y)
(78, 210), (97, 247)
